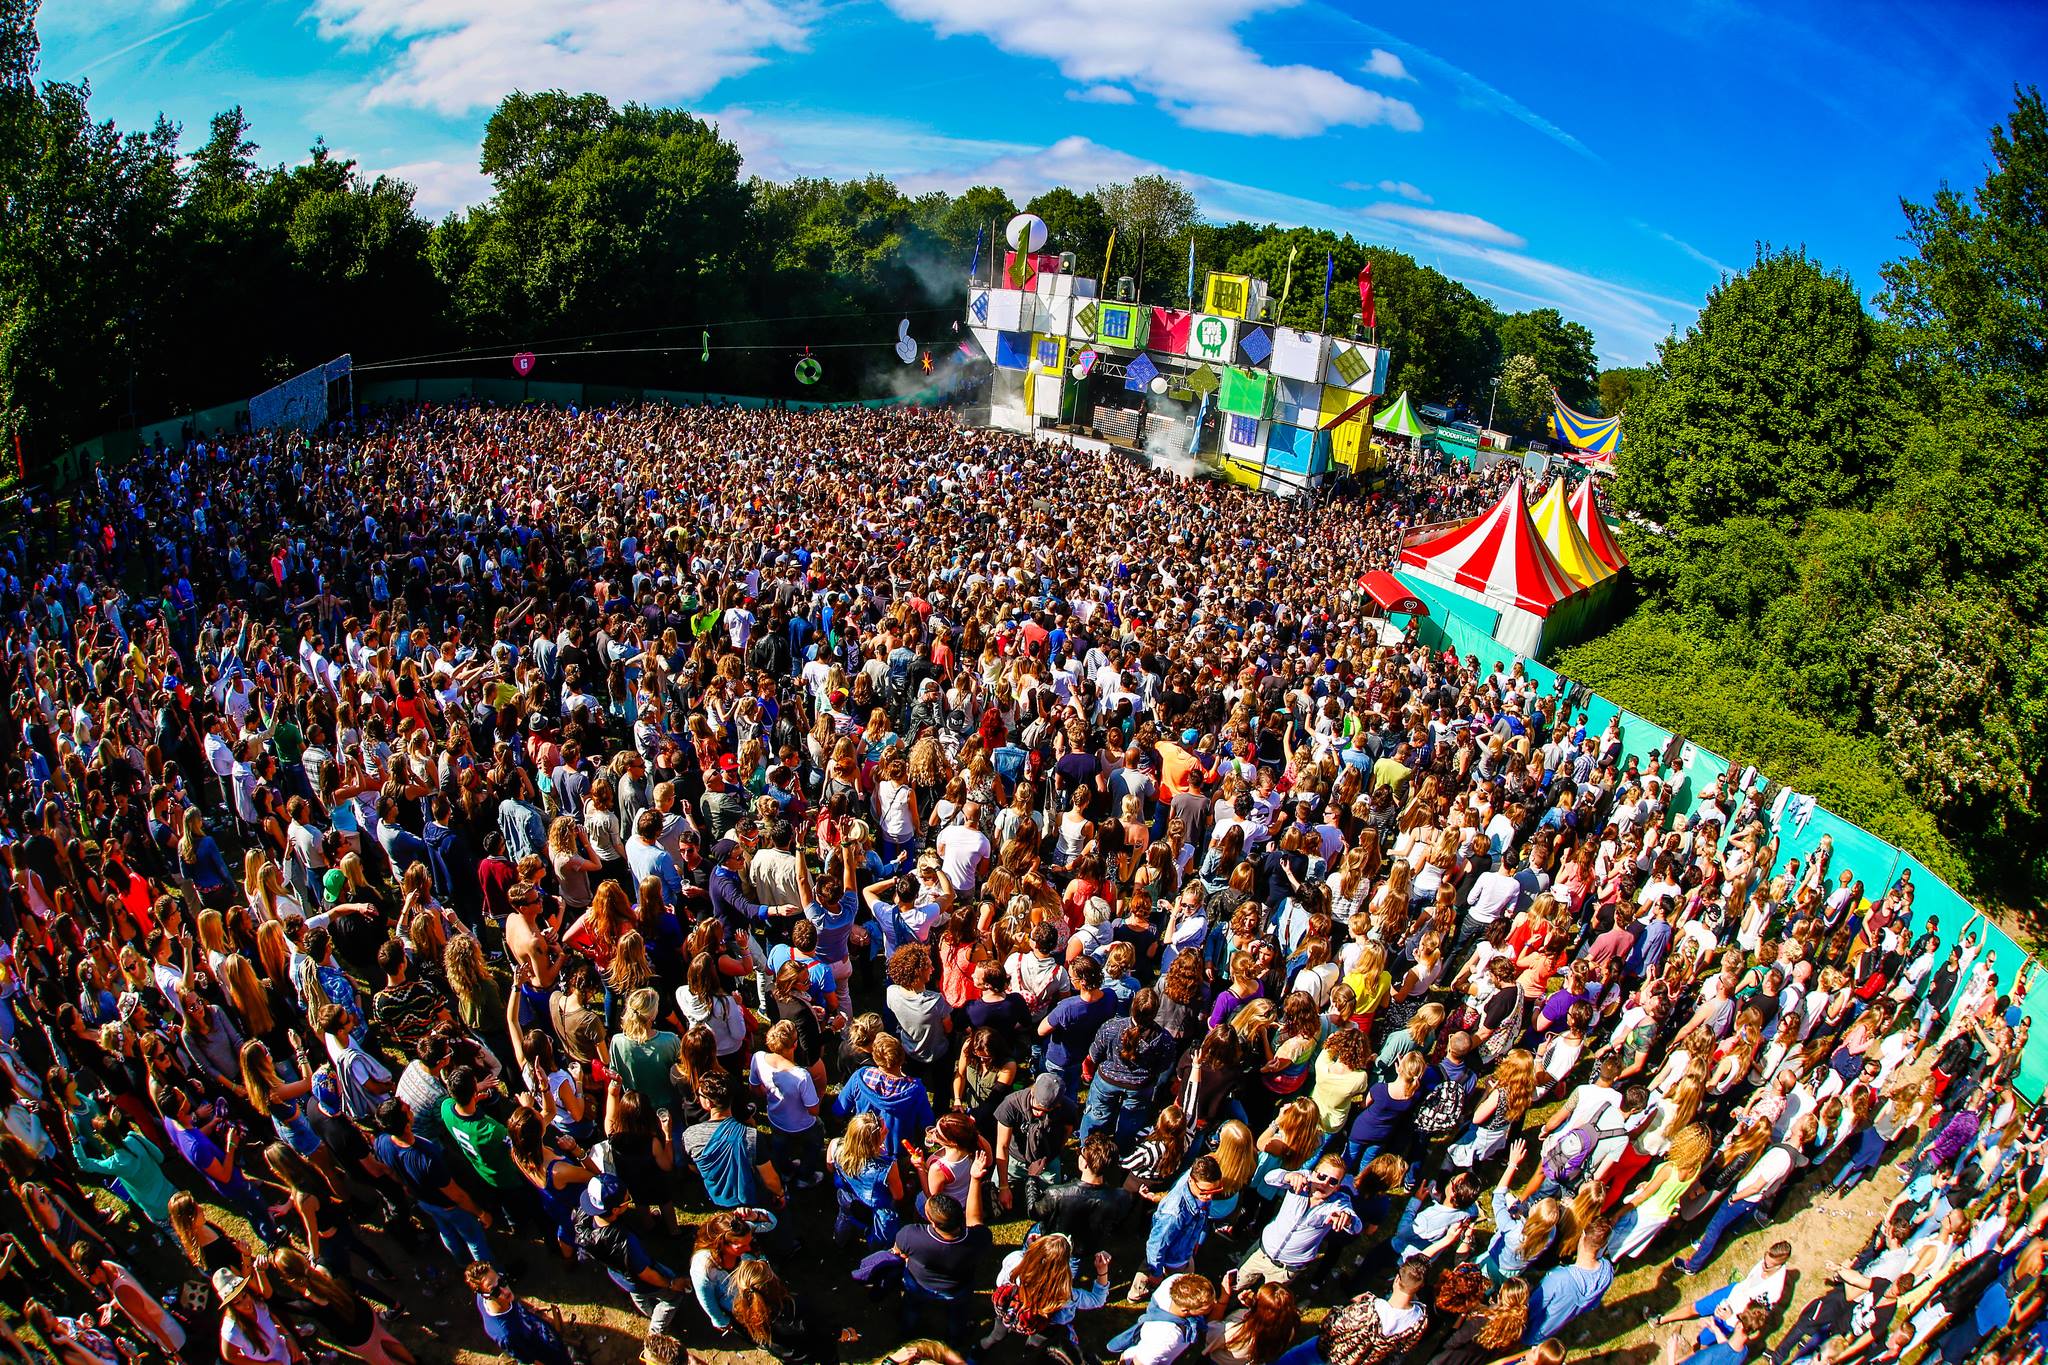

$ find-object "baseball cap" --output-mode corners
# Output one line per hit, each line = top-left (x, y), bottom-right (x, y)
(709, 838), (739, 865)
(1029, 1074), (1062, 1107)
(581, 1173), (629, 1217)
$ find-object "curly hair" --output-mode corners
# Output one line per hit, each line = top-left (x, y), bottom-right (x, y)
(887, 942), (934, 990)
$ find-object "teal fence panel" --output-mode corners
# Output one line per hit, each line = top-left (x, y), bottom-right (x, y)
(1674, 745), (1731, 822)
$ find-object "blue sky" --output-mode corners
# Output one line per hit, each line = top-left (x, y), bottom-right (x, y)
(36, 0), (2048, 365)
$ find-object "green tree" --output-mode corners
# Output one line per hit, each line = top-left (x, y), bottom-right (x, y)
(1095, 173), (1197, 303)
(433, 93), (750, 344)
(1597, 364), (1655, 416)
(1612, 247), (1898, 525)
(1498, 308), (1597, 410)
(928, 184), (1015, 263)
(1025, 186), (1110, 268)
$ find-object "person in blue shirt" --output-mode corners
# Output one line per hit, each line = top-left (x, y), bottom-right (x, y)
(466, 1262), (575, 1365)
(1665, 1304), (1767, 1365)
(1525, 1213), (1616, 1344)
(1133, 1154), (1224, 1299)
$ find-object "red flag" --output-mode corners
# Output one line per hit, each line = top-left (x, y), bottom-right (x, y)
(1357, 263), (1376, 330)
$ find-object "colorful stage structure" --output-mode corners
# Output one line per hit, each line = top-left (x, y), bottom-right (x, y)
(964, 222), (1391, 495)
(1394, 474), (1627, 659)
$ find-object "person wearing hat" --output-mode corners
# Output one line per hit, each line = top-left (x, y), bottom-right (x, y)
(572, 1173), (690, 1335)
(215, 1263), (300, 1365)
(992, 1073), (1079, 1218)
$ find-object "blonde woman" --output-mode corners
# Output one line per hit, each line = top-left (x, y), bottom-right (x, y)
(827, 1111), (905, 1248)
(1449, 1048), (1538, 1169)
(1249, 1098), (1321, 1205)
(1609, 1122), (1714, 1260)
(607, 987), (681, 1112)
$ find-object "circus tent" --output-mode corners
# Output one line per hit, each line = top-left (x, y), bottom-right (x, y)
(1568, 476), (1629, 571)
(1546, 392), (1622, 455)
(1373, 390), (1430, 439)
(1530, 477), (1619, 590)
(1400, 479), (1581, 615)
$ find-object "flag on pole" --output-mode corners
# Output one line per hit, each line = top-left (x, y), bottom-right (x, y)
(1186, 236), (1197, 309)
(971, 225), (984, 278)
(1278, 245), (1300, 317)
(1358, 261), (1376, 330)
(1189, 393), (1210, 456)
(1103, 229), (1118, 287)
(1320, 253), (1336, 329)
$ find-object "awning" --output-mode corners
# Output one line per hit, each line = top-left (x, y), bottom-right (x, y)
(1357, 569), (1429, 616)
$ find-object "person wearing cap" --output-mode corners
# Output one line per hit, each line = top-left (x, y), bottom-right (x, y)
(992, 1072), (1078, 1217)
(572, 1173), (691, 1335)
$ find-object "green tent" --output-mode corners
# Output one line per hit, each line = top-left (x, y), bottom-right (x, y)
(1373, 390), (1430, 438)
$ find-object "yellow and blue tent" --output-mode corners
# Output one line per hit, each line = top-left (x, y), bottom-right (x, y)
(1546, 392), (1621, 454)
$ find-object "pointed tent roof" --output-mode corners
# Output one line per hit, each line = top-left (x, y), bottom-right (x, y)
(1373, 390), (1429, 438)
(1530, 477), (1618, 589)
(1400, 479), (1583, 616)
(1566, 476), (1628, 571)
(1546, 392), (1622, 454)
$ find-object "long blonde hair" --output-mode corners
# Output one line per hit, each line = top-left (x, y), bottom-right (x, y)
(1492, 1049), (1538, 1123)
(836, 1112), (886, 1174)
(1476, 1276), (1532, 1351)
(239, 1040), (282, 1113)
(219, 954), (274, 1037)
(1518, 1198), (1562, 1260)
(1211, 1119), (1255, 1196)
(620, 987), (662, 1043)
(728, 1260), (791, 1347)
(443, 934), (493, 1016)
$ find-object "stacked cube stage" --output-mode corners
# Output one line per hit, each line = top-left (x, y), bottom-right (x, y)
(969, 265), (1390, 494)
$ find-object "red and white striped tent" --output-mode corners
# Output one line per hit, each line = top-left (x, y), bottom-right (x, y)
(1567, 476), (1629, 572)
(1400, 479), (1583, 616)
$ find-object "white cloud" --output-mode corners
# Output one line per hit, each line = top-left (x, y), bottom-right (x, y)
(1319, 11), (1597, 160)
(1069, 85), (1137, 105)
(1375, 179), (1431, 202)
(1363, 202), (1524, 248)
(1363, 48), (1412, 81)
(308, 0), (812, 116)
(881, 0), (1421, 137)
(380, 157), (495, 217)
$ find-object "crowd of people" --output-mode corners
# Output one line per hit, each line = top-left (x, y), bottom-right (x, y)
(0, 400), (2041, 1365)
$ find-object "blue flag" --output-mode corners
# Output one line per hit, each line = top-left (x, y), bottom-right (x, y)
(972, 225), (984, 278)
(1186, 237), (1197, 308)
(1320, 253), (1336, 329)
(1190, 393), (1210, 456)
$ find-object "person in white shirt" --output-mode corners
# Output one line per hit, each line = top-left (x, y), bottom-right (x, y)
(934, 805), (992, 896)
(1654, 1240), (1791, 1340)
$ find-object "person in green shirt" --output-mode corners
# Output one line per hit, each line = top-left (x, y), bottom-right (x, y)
(72, 1126), (178, 1229)
(440, 1066), (518, 1193)
(607, 987), (682, 1111)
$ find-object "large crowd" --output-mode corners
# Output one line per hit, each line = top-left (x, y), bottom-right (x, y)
(0, 401), (2040, 1365)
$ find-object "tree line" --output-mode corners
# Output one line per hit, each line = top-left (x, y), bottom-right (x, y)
(1564, 87), (2048, 908)
(0, 1), (1598, 464)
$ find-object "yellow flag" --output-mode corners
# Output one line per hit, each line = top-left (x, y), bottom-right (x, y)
(1103, 229), (1117, 288)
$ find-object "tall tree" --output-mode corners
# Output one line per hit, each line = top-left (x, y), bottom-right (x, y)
(1612, 247), (1898, 525)
(1095, 174), (1197, 303)
(1497, 308), (1598, 411)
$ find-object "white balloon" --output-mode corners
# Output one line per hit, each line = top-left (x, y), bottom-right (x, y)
(1005, 212), (1049, 253)
(1071, 363), (1088, 380)
(1148, 376), (1169, 394)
